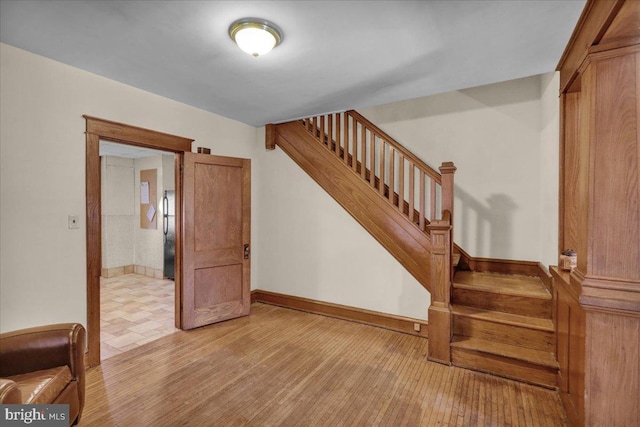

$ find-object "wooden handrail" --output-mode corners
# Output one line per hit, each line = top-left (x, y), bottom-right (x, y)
(299, 110), (455, 235)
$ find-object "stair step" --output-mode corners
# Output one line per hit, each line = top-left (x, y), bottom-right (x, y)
(452, 288), (552, 318)
(452, 271), (552, 318)
(451, 338), (558, 389)
(451, 305), (554, 332)
(451, 336), (558, 368)
(453, 310), (554, 352)
(453, 271), (550, 298)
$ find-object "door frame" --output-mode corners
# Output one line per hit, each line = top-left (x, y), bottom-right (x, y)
(84, 116), (193, 367)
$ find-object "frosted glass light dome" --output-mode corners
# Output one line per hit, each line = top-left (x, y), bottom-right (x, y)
(229, 19), (283, 57)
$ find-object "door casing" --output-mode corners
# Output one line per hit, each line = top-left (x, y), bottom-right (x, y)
(84, 116), (193, 367)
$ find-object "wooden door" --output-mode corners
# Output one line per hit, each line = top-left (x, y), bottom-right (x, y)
(181, 152), (251, 329)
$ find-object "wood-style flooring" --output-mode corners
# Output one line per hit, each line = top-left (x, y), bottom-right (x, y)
(81, 303), (567, 426)
(100, 273), (178, 360)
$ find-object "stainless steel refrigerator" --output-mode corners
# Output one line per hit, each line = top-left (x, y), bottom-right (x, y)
(163, 190), (175, 280)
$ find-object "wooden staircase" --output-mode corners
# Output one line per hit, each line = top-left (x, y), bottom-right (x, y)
(451, 271), (558, 388)
(267, 111), (559, 388)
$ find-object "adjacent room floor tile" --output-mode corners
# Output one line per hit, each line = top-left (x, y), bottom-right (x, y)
(100, 273), (178, 360)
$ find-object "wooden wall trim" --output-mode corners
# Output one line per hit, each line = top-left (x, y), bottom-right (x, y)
(456, 248), (552, 291)
(84, 116), (192, 368)
(556, 0), (626, 92)
(551, 266), (585, 426)
(251, 290), (428, 339)
(581, 277), (640, 314)
(85, 133), (101, 368)
(84, 115), (193, 152)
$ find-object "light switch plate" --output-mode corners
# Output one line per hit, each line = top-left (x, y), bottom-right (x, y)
(68, 215), (79, 229)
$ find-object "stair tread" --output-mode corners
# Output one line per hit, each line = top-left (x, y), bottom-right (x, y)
(453, 271), (551, 299)
(452, 336), (559, 368)
(451, 305), (554, 331)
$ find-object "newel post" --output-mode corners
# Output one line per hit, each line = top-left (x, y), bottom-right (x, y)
(439, 161), (456, 227)
(427, 217), (453, 364)
(265, 124), (276, 150)
(427, 162), (455, 365)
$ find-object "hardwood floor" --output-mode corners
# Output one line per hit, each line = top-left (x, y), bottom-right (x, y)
(100, 273), (178, 360)
(81, 303), (567, 426)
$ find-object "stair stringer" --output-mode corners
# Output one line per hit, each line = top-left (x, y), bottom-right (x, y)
(274, 121), (433, 292)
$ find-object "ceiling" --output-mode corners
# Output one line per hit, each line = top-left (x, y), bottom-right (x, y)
(0, 1), (586, 127)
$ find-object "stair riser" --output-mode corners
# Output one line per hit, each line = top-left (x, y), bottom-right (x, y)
(452, 288), (552, 318)
(453, 316), (554, 352)
(452, 347), (558, 389)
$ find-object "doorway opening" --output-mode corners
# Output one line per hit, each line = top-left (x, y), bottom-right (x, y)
(99, 141), (178, 360)
(85, 115), (193, 367)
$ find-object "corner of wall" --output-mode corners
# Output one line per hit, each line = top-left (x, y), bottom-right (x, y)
(538, 72), (560, 269)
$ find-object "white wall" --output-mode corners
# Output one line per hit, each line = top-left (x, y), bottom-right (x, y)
(359, 74), (558, 264)
(101, 156), (135, 269)
(0, 43), (258, 332)
(162, 154), (175, 191)
(255, 74), (561, 322)
(0, 42), (560, 332)
(254, 130), (430, 320)
(134, 155), (164, 271)
(539, 72), (560, 268)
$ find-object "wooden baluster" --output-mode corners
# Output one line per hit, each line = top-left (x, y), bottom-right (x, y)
(430, 179), (436, 222)
(351, 115), (357, 172)
(312, 117), (317, 140)
(369, 130), (376, 188)
(388, 148), (395, 205)
(327, 114), (333, 152)
(343, 113), (349, 166)
(360, 123), (366, 180)
(319, 116), (325, 145)
(379, 139), (385, 196)
(398, 155), (405, 214)
(336, 113), (342, 159)
(408, 163), (415, 223)
(419, 170), (426, 230)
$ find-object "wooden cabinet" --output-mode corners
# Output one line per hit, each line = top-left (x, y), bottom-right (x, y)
(556, 1), (640, 425)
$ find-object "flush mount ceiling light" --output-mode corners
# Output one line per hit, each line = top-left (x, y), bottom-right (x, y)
(229, 18), (283, 57)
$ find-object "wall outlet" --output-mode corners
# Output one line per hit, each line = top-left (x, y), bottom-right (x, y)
(413, 323), (421, 332)
(68, 215), (79, 229)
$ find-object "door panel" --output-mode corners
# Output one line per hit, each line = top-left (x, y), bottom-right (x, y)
(182, 152), (251, 329)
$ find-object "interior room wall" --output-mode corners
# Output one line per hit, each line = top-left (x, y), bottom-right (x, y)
(255, 73), (561, 321)
(101, 156), (135, 270)
(0, 43), (258, 332)
(538, 72), (560, 268)
(162, 154), (175, 191)
(0, 42), (560, 332)
(359, 74), (557, 263)
(134, 155), (164, 274)
(255, 134), (430, 320)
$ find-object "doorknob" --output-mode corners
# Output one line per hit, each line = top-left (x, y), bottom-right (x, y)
(244, 244), (250, 259)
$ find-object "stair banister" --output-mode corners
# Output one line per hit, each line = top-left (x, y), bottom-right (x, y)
(270, 111), (458, 364)
(346, 110), (442, 184)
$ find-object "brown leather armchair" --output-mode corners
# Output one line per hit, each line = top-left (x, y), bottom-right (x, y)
(0, 323), (86, 426)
